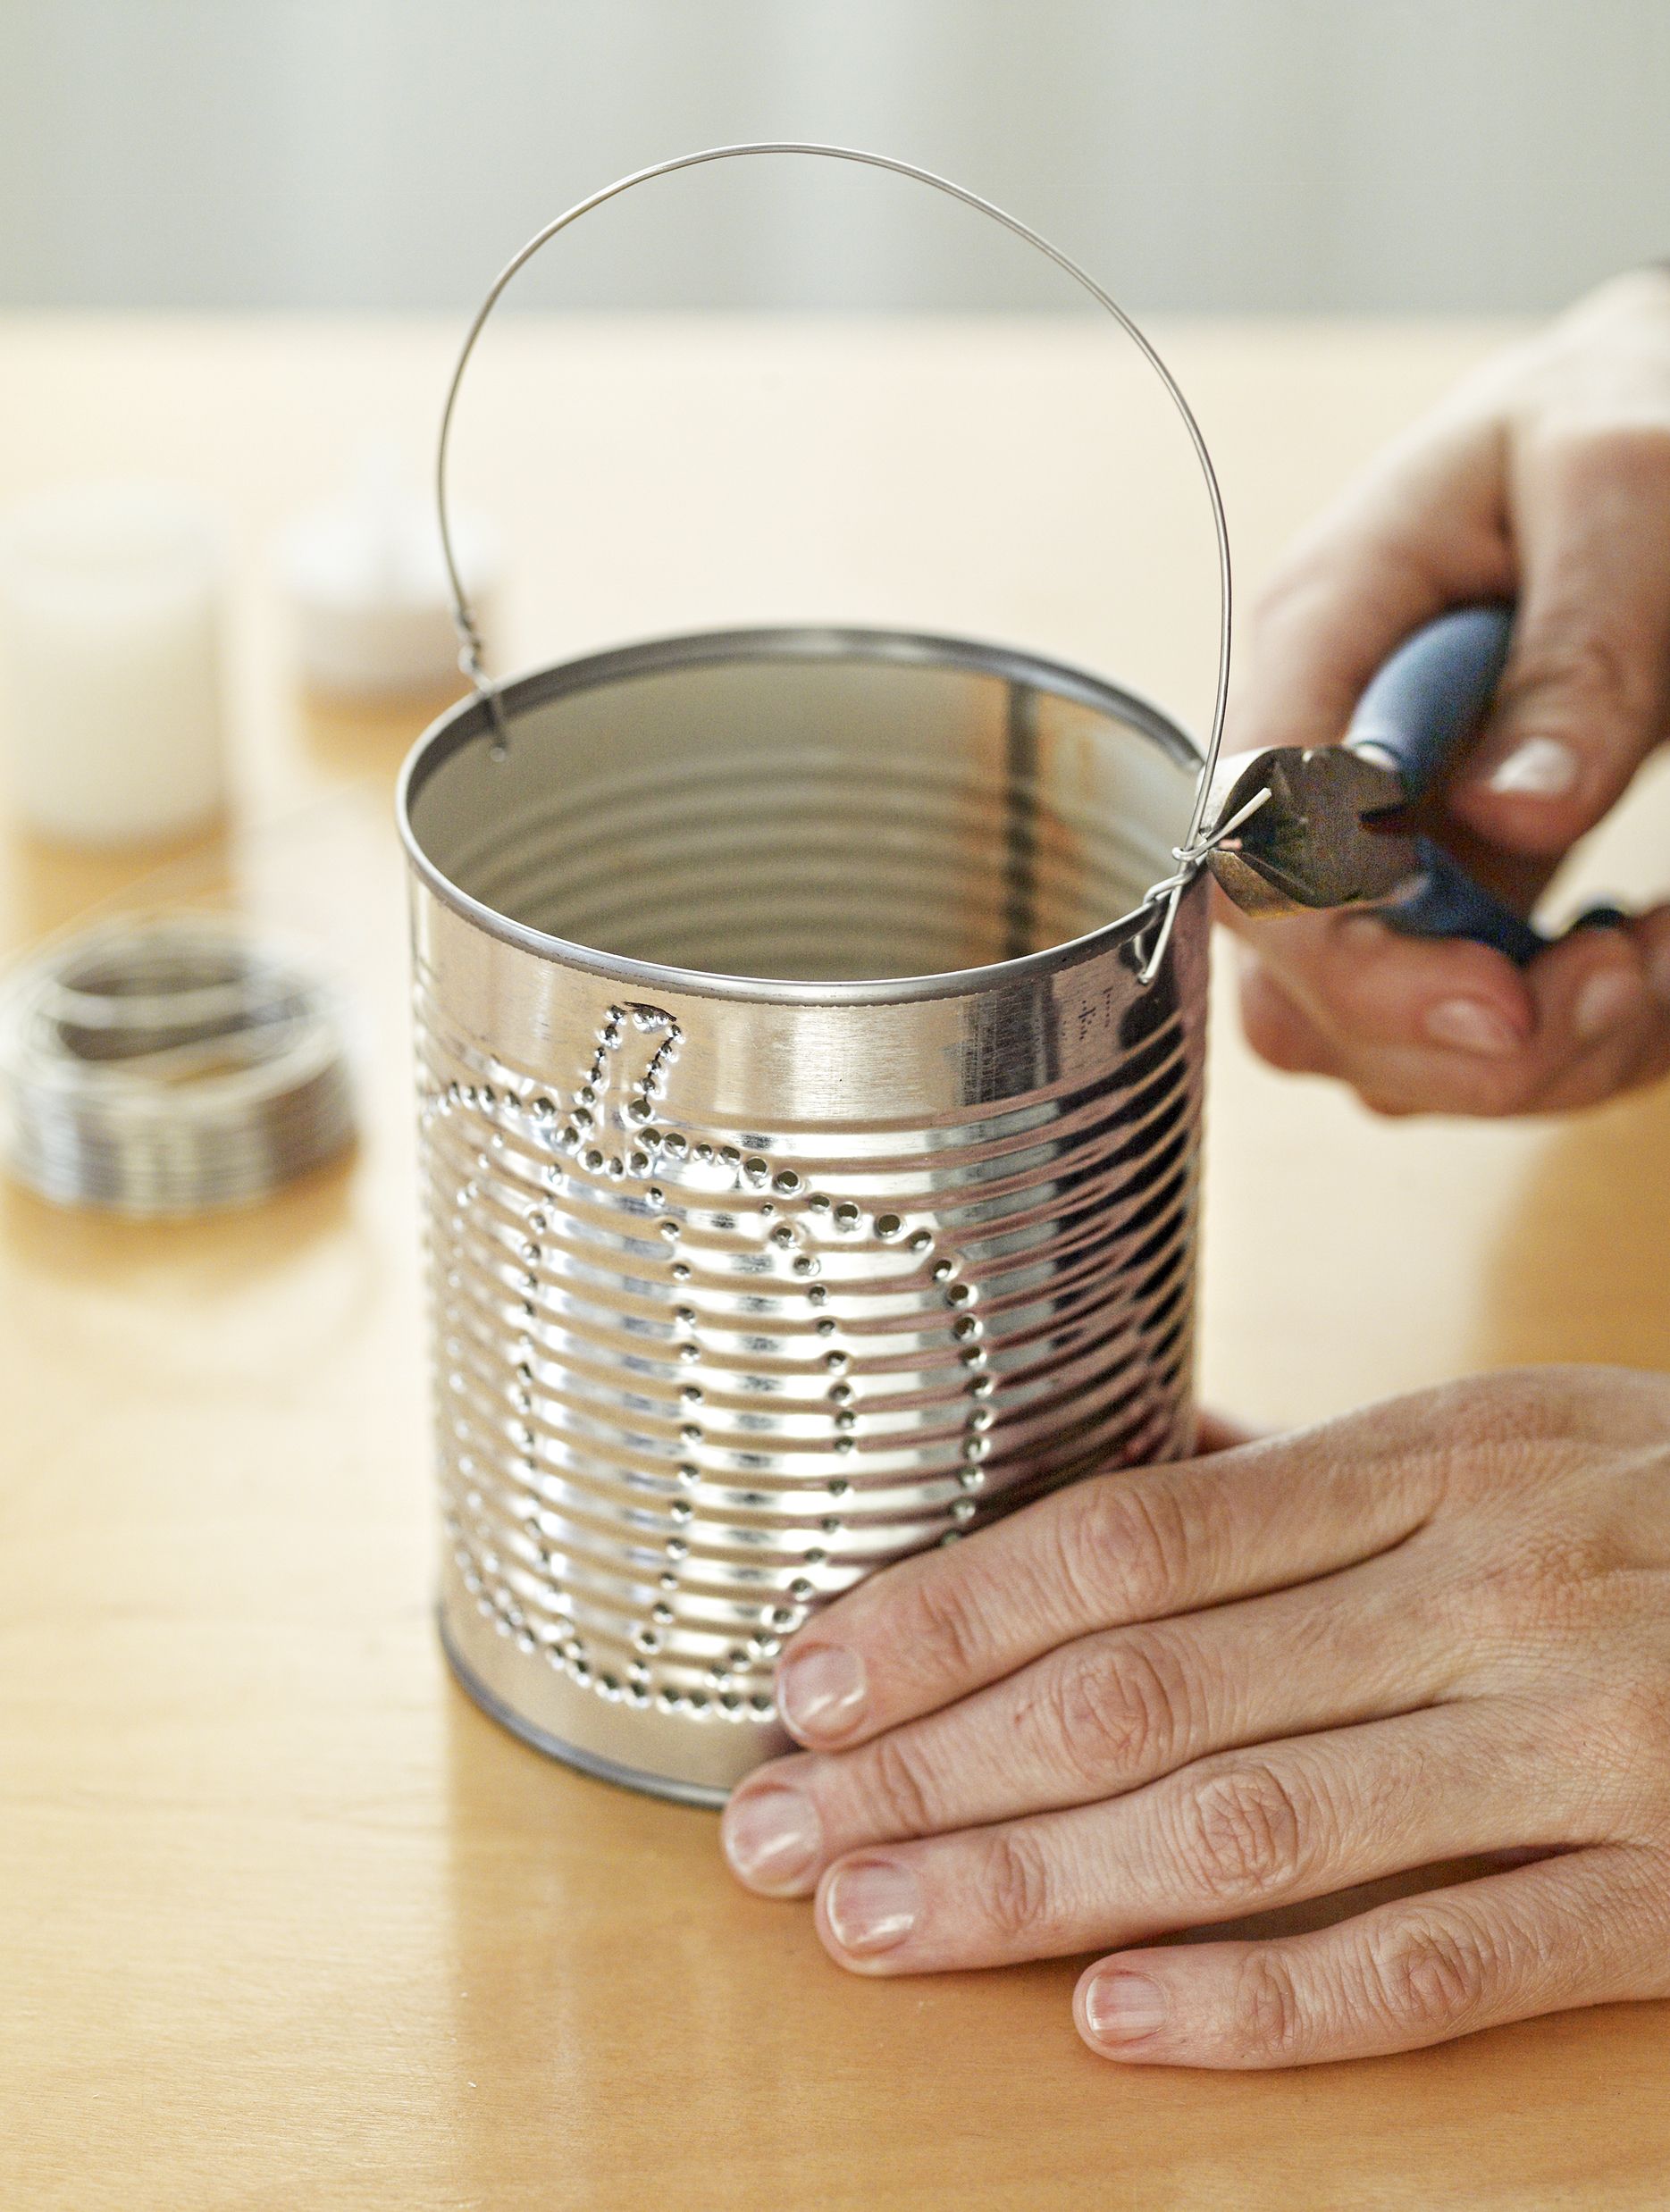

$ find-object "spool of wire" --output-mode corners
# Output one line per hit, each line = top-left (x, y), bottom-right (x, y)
(0, 913), (356, 1217)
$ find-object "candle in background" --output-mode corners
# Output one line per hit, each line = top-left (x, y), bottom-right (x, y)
(278, 446), (499, 700)
(0, 480), (230, 847)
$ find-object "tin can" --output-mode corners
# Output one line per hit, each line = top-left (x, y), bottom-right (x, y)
(399, 143), (1233, 1804)
(399, 624), (1209, 1802)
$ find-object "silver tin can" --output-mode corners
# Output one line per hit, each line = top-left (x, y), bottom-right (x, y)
(399, 624), (1209, 1804)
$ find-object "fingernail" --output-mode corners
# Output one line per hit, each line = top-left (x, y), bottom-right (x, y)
(1083, 1970), (1170, 2047)
(1573, 966), (1645, 1041)
(776, 1644), (866, 1742)
(824, 1859), (920, 1955)
(1480, 736), (1580, 799)
(1423, 998), (1523, 1055)
(722, 1785), (821, 1893)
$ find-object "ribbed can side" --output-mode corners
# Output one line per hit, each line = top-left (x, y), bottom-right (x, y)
(415, 887), (1206, 1801)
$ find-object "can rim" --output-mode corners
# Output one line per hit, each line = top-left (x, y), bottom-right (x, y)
(395, 623), (1206, 1009)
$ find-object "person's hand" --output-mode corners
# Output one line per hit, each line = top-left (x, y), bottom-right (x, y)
(1229, 268), (1670, 1115)
(719, 1368), (1670, 2068)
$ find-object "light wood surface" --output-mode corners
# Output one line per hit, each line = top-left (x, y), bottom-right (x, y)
(2, 314), (1667, 2212)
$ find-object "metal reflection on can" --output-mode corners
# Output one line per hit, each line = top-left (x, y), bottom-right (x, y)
(399, 625), (1208, 1804)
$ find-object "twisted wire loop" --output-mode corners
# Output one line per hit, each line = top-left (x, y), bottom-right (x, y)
(0, 914), (355, 1217)
(1134, 783), (1271, 985)
(434, 140), (1235, 992)
(453, 616), (508, 756)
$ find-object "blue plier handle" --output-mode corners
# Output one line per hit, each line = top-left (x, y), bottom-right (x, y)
(1344, 601), (1543, 965)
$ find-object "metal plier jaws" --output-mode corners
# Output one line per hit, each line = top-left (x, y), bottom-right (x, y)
(1205, 743), (1421, 917)
(1203, 601), (1548, 967)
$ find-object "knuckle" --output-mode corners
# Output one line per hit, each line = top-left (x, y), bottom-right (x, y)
(900, 1565), (992, 1688)
(1046, 1480), (1122, 1621)
(1565, 1680), (1670, 1822)
(1535, 1688), (1614, 1778)
(857, 1730), (940, 1838)
(1594, 418), (1670, 489)
(1034, 1630), (1192, 1788)
(1495, 1531), (1604, 1635)
(980, 1827), (1061, 1947)
(1231, 1948), (1309, 2061)
(1058, 1472), (1196, 1626)
(1534, 412), (1670, 496)
(1414, 1372), (1574, 1503)
(1609, 1677), (1670, 1772)
(1435, 1367), (1549, 1449)
(1248, 557), (1326, 637)
(1252, 525), (1438, 649)
(1174, 1760), (1313, 1901)
(1501, 617), (1651, 739)
(1369, 1911), (1498, 2038)
(1444, 1510), (1627, 1660)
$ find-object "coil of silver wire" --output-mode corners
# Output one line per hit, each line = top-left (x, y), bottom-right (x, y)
(0, 912), (356, 1217)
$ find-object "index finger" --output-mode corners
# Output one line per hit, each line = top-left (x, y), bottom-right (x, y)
(1231, 407), (1512, 756)
(772, 1419), (1439, 1752)
(1238, 904), (1670, 1118)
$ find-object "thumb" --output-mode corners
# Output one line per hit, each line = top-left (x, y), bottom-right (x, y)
(1451, 425), (1670, 857)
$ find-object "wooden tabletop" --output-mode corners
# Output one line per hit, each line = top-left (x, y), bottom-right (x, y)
(3, 314), (1667, 2211)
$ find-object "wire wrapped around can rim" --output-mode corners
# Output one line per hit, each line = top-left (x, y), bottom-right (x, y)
(0, 913), (356, 1217)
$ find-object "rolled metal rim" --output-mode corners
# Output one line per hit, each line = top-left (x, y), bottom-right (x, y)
(396, 622), (1205, 1010)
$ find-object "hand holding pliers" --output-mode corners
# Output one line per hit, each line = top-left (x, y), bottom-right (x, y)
(1204, 603), (1607, 964)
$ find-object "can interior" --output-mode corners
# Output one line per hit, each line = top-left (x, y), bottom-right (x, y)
(404, 633), (1198, 985)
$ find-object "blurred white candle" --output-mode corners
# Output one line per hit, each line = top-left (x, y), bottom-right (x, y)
(278, 447), (499, 700)
(0, 481), (229, 846)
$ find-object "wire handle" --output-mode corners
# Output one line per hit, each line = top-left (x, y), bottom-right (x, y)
(435, 140), (1233, 979)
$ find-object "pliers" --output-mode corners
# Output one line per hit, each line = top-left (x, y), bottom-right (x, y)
(1204, 602), (1584, 965)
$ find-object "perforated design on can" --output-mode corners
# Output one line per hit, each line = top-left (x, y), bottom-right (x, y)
(415, 979), (1201, 1736)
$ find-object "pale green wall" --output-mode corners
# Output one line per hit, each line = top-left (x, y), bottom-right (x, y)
(2, 0), (1665, 314)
